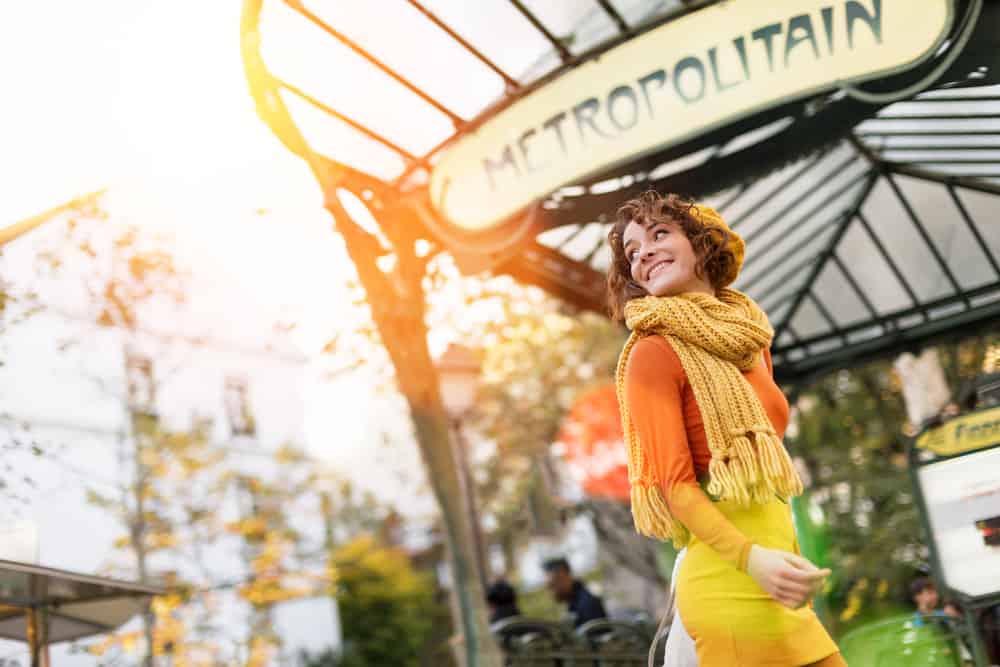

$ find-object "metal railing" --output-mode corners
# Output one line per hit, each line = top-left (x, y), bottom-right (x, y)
(492, 617), (664, 667)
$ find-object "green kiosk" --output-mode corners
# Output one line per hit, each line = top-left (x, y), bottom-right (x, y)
(906, 388), (1000, 665)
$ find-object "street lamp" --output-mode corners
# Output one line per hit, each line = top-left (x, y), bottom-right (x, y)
(435, 343), (489, 591)
(437, 343), (480, 418)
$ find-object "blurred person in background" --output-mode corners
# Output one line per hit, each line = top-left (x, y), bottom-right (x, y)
(542, 557), (607, 628)
(486, 579), (521, 626)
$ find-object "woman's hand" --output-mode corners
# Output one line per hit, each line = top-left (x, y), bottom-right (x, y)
(746, 545), (830, 609)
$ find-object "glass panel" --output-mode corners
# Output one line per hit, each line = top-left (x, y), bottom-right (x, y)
(609, 0), (685, 27)
(786, 347), (807, 362)
(648, 146), (717, 180)
(260, 0), (455, 157)
(418, 0), (557, 83)
(301, 0), (506, 120)
(537, 224), (585, 249)
(590, 248), (612, 273)
(789, 294), (830, 340)
(808, 337), (842, 355)
(776, 331), (795, 347)
(59, 596), (144, 628)
(755, 272), (808, 316)
(847, 324), (883, 345)
(928, 301), (966, 320)
(590, 223), (614, 272)
(970, 289), (1000, 308)
(739, 158), (869, 249)
(701, 185), (743, 212)
(860, 85), (1000, 179)
(859, 179), (955, 303)
(952, 189), (1000, 277)
(280, 92), (407, 181)
(810, 262), (870, 327)
(519, 0), (618, 55)
(835, 222), (914, 314)
(894, 175), (997, 289)
(46, 615), (112, 643)
(726, 144), (855, 234)
(718, 117), (795, 157)
(0, 615), (26, 641)
(560, 222), (607, 262)
(738, 212), (840, 290)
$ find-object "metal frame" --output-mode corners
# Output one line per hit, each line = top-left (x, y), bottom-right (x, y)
(0, 559), (163, 667)
(405, 0), (520, 89)
(243, 0), (1000, 384)
(507, 0), (572, 62)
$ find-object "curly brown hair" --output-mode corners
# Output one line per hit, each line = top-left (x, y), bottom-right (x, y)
(606, 191), (740, 322)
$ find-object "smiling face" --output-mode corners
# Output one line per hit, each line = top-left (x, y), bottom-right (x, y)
(622, 218), (714, 298)
(606, 192), (743, 321)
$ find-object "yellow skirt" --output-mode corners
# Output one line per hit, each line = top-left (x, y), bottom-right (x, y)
(676, 498), (839, 666)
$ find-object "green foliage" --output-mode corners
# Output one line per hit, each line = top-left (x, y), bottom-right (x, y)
(471, 290), (625, 535)
(329, 534), (453, 667)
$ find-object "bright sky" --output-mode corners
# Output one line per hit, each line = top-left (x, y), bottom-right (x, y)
(0, 0), (381, 454)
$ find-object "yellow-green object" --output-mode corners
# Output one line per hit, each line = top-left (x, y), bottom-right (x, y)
(790, 494), (832, 626)
(839, 613), (964, 667)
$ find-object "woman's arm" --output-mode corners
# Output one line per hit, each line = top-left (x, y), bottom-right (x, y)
(625, 338), (828, 606)
(625, 337), (752, 570)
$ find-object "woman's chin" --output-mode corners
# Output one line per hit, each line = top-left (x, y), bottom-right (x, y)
(646, 281), (682, 298)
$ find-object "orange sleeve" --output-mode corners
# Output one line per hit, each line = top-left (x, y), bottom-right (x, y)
(625, 337), (753, 571)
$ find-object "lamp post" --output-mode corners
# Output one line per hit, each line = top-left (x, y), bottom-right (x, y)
(435, 343), (489, 592)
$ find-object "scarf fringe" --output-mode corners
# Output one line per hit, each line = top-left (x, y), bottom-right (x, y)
(707, 428), (804, 506)
(630, 483), (690, 549)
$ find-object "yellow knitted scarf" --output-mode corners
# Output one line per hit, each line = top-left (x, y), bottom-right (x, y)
(615, 288), (803, 546)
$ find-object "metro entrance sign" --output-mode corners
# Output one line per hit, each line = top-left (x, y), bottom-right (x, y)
(430, 0), (955, 232)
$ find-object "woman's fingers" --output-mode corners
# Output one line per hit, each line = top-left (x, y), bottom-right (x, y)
(784, 554), (831, 577)
(777, 581), (812, 597)
(783, 568), (822, 584)
(776, 559), (830, 607)
(777, 584), (812, 606)
(747, 545), (832, 608)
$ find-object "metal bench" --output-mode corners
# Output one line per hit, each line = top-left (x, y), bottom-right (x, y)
(492, 617), (664, 667)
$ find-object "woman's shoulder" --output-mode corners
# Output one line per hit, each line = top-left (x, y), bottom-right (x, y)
(625, 335), (686, 386)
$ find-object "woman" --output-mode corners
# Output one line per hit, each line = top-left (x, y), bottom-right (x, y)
(608, 191), (845, 666)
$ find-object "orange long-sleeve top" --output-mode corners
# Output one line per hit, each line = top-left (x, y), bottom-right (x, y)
(624, 335), (791, 570)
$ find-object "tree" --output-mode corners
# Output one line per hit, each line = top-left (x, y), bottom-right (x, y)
(473, 294), (623, 533)
(468, 293), (670, 594)
(307, 534), (449, 667)
(21, 207), (328, 664)
(35, 209), (188, 666)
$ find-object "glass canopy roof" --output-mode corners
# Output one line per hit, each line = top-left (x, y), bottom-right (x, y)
(254, 0), (682, 181)
(243, 0), (1000, 383)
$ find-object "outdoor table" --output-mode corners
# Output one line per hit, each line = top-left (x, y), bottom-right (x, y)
(0, 558), (164, 667)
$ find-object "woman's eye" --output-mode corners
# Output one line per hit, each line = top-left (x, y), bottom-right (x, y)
(627, 250), (637, 262)
(654, 229), (669, 239)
